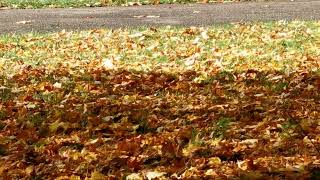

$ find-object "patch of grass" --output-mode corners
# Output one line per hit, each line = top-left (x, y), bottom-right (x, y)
(210, 117), (231, 138)
(1, 21), (319, 77)
(27, 112), (45, 127)
(0, 110), (7, 120)
(280, 119), (298, 139)
(0, 87), (13, 102)
(33, 92), (61, 104)
(272, 82), (289, 92)
(156, 56), (169, 63)
(1, 0), (102, 8)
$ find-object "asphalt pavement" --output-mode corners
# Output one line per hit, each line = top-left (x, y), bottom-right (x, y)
(0, 0), (319, 34)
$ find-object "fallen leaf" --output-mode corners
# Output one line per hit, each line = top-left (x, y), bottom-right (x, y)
(146, 15), (160, 18)
(53, 82), (62, 89)
(16, 20), (32, 24)
(102, 58), (114, 69)
(201, 31), (209, 39)
(133, 15), (145, 18)
(89, 170), (105, 180)
(205, 169), (218, 176)
(126, 173), (143, 180)
(128, 2), (142, 6)
(145, 171), (166, 180)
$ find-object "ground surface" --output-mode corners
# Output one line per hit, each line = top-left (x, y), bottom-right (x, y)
(0, 21), (320, 179)
(0, 0), (320, 34)
(1, 1), (320, 179)
(0, 0), (312, 9)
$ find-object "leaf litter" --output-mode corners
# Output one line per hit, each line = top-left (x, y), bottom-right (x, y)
(0, 21), (320, 179)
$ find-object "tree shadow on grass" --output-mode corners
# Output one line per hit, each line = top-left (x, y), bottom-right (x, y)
(0, 67), (319, 178)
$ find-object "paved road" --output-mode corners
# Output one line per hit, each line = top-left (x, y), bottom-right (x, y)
(0, 0), (319, 34)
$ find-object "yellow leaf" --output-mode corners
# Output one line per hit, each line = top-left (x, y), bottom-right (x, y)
(25, 166), (33, 175)
(56, 176), (70, 180)
(205, 169), (218, 176)
(208, 157), (221, 166)
(90, 170), (105, 180)
(70, 175), (81, 180)
(0, 163), (4, 176)
(145, 171), (166, 180)
(49, 120), (66, 133)
(126, 173), (143, 180)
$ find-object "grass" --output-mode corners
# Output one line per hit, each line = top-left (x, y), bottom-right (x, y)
(1, 0), (102, 8)
(1, 21), (319, 76)
(1, 21), (320, 178)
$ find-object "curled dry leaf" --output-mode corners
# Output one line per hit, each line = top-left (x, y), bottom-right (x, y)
(16, 20), (32, 24)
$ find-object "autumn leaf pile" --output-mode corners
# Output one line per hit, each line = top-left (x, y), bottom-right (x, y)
(0, 21), (320, 179)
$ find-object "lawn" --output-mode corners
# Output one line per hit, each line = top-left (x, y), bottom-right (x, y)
(1, 0), (256, 8)
(0, 21), (320, 179)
